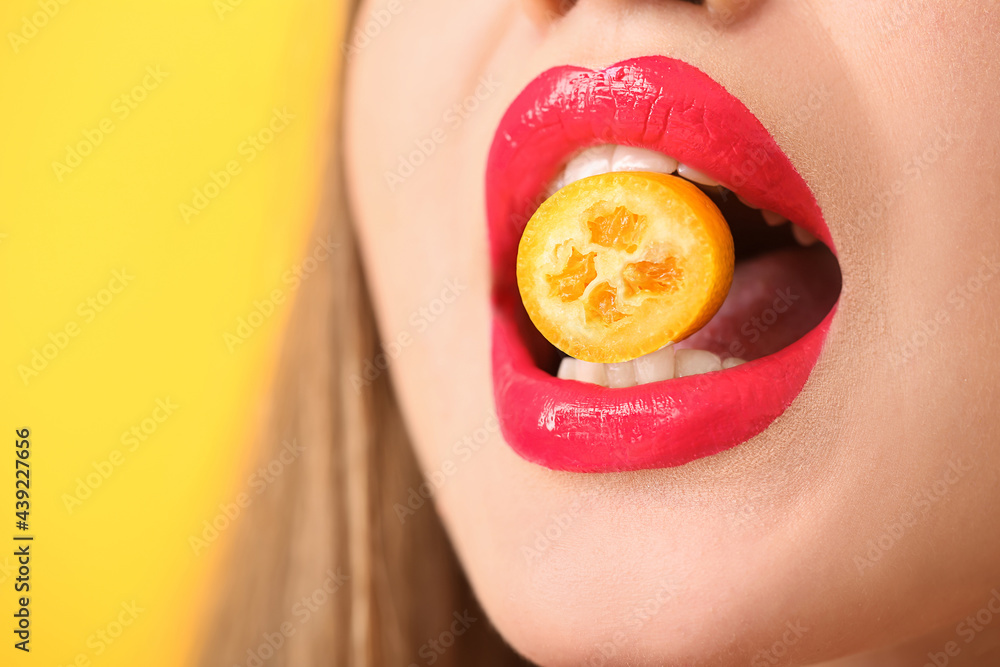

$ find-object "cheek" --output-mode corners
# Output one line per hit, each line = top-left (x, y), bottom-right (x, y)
(801, 3), (1000, 403)
(860, 6), (1000, 393)
(344, 5), (518, 467)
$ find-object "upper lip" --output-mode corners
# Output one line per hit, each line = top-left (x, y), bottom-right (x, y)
(486, 56), (838, 472)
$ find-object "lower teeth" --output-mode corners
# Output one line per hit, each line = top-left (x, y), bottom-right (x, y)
(557, 345), (745, 387)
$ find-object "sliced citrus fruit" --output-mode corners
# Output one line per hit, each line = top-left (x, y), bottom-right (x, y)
(516, 171), (734, 364)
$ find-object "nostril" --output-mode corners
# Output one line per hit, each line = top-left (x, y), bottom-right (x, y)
(705, 0), (761, 21)
(520, 0), (758, 29)
(518, 0), (577, 26)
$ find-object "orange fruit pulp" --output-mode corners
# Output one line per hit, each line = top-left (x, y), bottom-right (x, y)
(516, 171), (735, 364)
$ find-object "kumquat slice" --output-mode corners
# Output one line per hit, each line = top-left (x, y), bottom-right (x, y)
(516, 171), (735, 364)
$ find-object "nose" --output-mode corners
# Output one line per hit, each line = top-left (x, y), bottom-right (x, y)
(519, 0), (764, 27)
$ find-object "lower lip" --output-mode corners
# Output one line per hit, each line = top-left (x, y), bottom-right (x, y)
(493, 297), (836, 472)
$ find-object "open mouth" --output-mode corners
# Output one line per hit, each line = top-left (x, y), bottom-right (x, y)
(486, 56), (841, 472)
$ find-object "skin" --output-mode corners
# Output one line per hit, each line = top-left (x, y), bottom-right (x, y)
(344, 1), (1000, 665)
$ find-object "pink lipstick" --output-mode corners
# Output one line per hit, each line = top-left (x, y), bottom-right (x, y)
(487, 56), (839, 472)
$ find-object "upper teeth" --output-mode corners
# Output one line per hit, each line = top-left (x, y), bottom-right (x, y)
(543, 143), (804, 387)
(676, 162), (719, 187)
(547, 143), (813, 244)
(548, 145), (680, 195)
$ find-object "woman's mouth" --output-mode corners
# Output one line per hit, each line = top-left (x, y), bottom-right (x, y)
(486, 56), (841, 472)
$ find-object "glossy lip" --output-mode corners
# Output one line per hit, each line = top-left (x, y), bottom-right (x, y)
(487, 56), (838, 472)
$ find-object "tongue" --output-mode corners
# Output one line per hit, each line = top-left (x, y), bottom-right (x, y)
(675, 246), (841, 361)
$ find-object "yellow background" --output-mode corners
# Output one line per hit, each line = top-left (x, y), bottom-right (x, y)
(1, 0), (342, 663)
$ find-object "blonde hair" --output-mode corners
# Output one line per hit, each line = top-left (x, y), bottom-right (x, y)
(197, 8), (523, 665)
